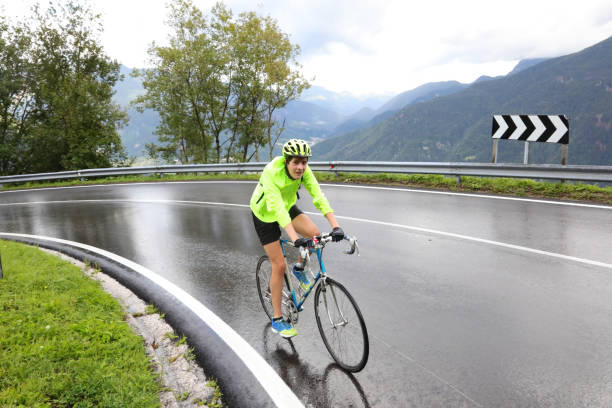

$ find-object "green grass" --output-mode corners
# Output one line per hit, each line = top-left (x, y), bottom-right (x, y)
(195, 379), (223, 408)
(1, 170), (611, 204)
(0, 240), (161, 407)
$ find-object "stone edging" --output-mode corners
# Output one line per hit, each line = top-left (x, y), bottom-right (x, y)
(41, 248), (221, 407)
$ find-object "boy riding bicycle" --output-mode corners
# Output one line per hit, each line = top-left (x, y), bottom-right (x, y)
(250, 139), (344, 338)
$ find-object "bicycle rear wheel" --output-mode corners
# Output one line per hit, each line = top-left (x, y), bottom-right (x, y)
(314, 277), (369, 372)
(255, 256), (296, 322)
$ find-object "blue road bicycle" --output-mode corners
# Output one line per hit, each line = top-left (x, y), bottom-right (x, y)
(256, 232), (369, 372)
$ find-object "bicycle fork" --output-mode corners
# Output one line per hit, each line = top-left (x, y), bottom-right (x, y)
(321, 281), (349, 328)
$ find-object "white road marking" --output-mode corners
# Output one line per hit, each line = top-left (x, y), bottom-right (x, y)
(2, 180), (610, 211)
(318, 183), (612, 210)
(2, 198), (611, 270)
(320, 213), (612, 270)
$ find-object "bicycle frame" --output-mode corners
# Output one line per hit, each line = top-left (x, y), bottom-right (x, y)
(256, 232), (368, 371)
(279, 238), (326, 312)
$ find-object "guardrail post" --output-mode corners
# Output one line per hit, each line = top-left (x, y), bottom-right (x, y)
(0, 250), (3, 279)
(329, 163), (337, 176)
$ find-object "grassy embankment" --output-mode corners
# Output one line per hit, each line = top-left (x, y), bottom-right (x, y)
(0, 240), (162, 407)
(2, 171), (611, 204)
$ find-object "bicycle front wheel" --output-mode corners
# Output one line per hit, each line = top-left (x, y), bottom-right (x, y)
(314, 277), (369, 372)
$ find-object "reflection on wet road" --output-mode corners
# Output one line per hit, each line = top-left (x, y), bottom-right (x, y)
(1, 181), (612, 407)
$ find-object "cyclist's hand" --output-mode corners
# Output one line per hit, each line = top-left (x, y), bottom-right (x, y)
(331, 227), (345, 242)
(294, 237), (313, 248)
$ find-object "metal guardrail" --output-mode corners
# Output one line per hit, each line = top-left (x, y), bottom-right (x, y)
(1, 161), (612, 186)
(316, 162), (612, 182)
(0, 163), (264, 184)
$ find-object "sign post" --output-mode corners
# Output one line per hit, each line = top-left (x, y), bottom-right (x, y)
(492, 139), (498, 163)
(491, 114), (569, 165)
(561, 144), (568, 165)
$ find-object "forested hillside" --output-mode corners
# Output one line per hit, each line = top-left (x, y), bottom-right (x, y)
(314, 36), (612, 165)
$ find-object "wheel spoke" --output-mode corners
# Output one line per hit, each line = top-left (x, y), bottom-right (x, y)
(315, 278), (369, 372)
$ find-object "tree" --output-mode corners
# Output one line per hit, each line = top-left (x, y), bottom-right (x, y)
(0, 1), (128, 176)
(135, 1), (230, 164)
(26, 2), (128, 172)
(134, 0), (309, 164)
(0, 17), (33, 175)
(256, 14), (309, 160)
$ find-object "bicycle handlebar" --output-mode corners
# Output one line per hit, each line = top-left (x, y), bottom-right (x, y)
(293, 232), (360, 257)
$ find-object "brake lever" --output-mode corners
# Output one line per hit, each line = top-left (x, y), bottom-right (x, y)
(343, 236), (360, 256)
(299, 246), (309, 259)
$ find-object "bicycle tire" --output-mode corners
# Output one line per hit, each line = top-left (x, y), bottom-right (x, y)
(255, 255), (294, 321)
(314, 277), (369, 372)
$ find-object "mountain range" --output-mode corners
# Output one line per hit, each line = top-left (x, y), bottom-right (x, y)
(114, 36), (611, 165)
(114, 66), (524, 157)
(313, 37), (612, 165)
(116, 60), (527, 157)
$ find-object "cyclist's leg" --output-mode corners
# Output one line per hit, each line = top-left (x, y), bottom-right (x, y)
(263, 241), (298, 337)
(263, 240), (286, 319)
(291, 212), (320, 274)
(291, 213), (320, 239)
(253, 212), (288, 320)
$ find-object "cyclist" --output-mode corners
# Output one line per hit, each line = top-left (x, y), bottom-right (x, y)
(250, 138), (344, 338)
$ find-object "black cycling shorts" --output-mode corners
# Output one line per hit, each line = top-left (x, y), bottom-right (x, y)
(252, 205), (303, 246)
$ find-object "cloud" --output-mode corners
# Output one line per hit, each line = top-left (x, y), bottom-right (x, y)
(304, 0), (612, 93)
(226, 0), (386, 57)
(2, 0), (611, 95)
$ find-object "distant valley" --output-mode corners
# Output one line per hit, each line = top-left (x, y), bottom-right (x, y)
(113, 72), (393, 157)
(114, 62), (539, 158)
(115, 36), (612, 166)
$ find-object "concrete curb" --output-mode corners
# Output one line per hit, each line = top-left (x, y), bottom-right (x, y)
(0, 232), (304, 408)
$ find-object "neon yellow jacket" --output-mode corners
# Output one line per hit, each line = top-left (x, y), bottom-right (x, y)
(250, 156), (333, 228)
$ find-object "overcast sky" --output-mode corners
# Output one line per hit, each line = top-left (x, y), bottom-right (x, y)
(2, 0), (612, 96)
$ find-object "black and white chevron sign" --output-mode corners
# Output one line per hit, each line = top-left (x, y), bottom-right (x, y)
(492, 115), (569, 144)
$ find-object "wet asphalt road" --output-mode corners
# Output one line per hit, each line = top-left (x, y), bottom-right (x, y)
(1, 181), (612, 407)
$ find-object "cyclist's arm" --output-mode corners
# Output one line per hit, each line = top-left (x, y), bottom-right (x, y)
(324, 212), (340, 229)
(303, 167), (339, 230)
(302, 166), (333, 216)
